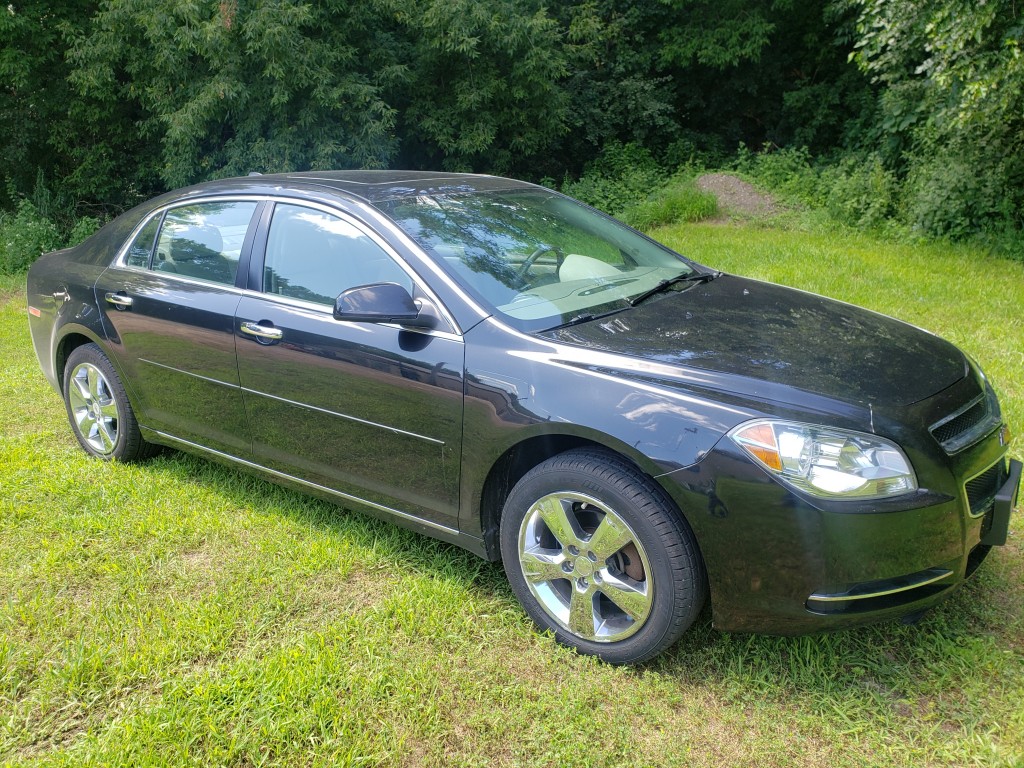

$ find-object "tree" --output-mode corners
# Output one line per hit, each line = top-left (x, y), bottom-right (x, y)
(68, 1), (402, 190)
(844, 0), (1024, 235)
(0, 1), (102, 212)
(382, 0), (569, 173)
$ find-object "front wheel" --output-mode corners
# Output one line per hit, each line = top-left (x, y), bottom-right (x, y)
(500, 449), (707, 664)
(62, 343), (157, 462)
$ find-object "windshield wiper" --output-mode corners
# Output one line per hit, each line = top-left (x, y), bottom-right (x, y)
(543, 306), (629, 331)
(628, 270), (720, 307)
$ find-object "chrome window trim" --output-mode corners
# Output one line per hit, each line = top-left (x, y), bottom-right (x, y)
(109, 194), (464, 339)
(234, 288), (464, 343)
(114, 197), (262, 275)
(118, 271), (250, 296)
(114, 208), (171, 269)
(361, 210), (493, 323)
(254, 196), (463, 335)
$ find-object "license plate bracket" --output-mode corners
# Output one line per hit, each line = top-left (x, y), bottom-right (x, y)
(983, 458), (1022, 546)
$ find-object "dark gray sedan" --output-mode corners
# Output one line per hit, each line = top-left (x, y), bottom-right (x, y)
(27, 171), (1021, 663)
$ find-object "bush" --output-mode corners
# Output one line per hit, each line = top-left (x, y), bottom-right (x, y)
(901, 149), (1019, 240)
(820, 154), (897, 230)
(561, 143), (666, 215)
(0, 201), (62, 275)
(67, 215), (101, 247)
(734, 144), (823, 206)
(623, 178), (718, 230)
(0, 199), (101, 275)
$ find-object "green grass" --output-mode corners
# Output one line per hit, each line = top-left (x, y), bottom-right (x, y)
(2, 222), (1023, 767)
(623, 179), (719, 230)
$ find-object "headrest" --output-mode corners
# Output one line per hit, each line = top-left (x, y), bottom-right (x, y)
(172, 225), (223, 261)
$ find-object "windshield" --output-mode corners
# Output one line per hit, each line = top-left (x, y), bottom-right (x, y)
(375, 189), (696, 331)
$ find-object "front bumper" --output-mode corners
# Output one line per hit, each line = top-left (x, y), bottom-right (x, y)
(662, 438), (1021, 634)
(986, 456), (1021, 546)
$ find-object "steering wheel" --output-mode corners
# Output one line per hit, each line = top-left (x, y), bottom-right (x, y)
(516, 245), (564, 280)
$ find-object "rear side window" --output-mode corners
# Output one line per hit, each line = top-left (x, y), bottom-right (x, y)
(152, 202), (258, 285)
(125, 215), (161, 268)
(262, 204), (412, 306)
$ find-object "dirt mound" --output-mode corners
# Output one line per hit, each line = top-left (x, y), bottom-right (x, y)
(696, 173), (781, 219)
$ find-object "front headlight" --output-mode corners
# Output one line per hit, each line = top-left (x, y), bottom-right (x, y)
(728, 420), (917, 500)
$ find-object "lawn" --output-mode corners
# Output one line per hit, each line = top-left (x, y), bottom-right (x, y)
(1, 223), (1022, 767)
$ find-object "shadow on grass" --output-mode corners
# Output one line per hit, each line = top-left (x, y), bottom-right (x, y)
(140, 444), (1022, 732)
(141, 447), (508, 590)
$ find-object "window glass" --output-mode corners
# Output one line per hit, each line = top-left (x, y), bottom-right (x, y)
(263, 204), (412, 306)
(376, 190), (694, 331)
(126, 215), (161, 268)
(153, 201), (258, 285)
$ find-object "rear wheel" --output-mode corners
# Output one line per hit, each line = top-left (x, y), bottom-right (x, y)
(500, 449), (706, 664)
(62, 343), (157, 462)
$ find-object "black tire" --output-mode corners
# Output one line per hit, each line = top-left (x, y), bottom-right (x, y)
(500, 448), (707, 664)
(62, 343), (158, 462)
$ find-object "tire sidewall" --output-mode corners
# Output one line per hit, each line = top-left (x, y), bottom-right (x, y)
(63, 344), (131, 461)
(500, 454), (694, 664)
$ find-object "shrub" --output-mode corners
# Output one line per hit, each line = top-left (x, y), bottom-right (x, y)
(561, 142), (666, 215)
(623, 179), (718, 230)
(67, 215), (102, 247)
(0, 201), (62, 275)
(820, 154), (897, 230)
(734, 144), (823, 206)
(0, 197), (101, 275)
(901, 149), (1018, 240)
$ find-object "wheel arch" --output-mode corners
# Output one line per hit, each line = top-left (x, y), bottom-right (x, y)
(54, 326), (106, 387)
(476, 430), (705, 566)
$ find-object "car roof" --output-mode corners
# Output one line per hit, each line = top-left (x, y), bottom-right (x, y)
(188, 170), (540, 204)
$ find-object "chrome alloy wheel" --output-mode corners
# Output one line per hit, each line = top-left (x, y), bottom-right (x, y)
(67, 362), (120, 455)
(517, 491), (654, 643)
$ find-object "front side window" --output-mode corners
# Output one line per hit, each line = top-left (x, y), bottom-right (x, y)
(152, 201), (258, 285)
(374, 189), (695, 331)
(262, 204), (413, 307)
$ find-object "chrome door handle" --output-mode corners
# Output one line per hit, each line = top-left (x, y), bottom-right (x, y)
(104, 292), (133, 309)
(240, 321), (283, 341)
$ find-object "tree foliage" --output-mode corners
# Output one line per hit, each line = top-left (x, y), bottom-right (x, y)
(382, 0), (569, 172)
(0, 1), (97, 210)
(0, 0), (1020, 247)
(57, 0), (575, 191)
(845, 0), (1024, 236)
(68, 1), (401, 190)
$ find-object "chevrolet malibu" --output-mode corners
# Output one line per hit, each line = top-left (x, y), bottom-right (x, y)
(27, 171), (1021, 663)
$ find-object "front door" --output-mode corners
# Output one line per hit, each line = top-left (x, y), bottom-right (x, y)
(234, 202), (464, 530)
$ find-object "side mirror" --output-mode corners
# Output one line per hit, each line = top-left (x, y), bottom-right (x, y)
(333, 283), (435, 328)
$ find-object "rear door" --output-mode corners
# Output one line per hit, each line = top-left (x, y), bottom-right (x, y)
(234, 201), (465, 530)
(95, 199), (262, 456)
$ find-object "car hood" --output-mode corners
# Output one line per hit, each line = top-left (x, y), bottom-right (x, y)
(540, 274), (967, 407)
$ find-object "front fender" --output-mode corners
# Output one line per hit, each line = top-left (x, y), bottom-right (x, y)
(459, 318), (762, 546)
